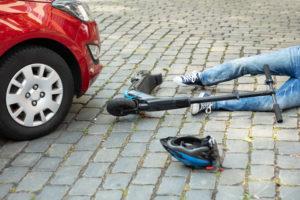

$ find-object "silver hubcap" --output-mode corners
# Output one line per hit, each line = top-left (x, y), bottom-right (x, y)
(6, 64), (63, 127)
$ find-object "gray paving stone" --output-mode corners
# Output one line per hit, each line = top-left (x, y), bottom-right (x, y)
(277, 141), (300, 155)
(0, 167), (28, 183)
(70, 103), (83, 113)
(24, 140), (52, 153)
(94, 148), (120, 162)
(190, 172), (216, 189)
(143, 153), (168, 168)
(67, 121), (90, 132)
(277, 155), (300, 169)
(51, 166), (82, 185)
(94, 114), (116, 124)
(275, 117), (297, 129)
(69, 177), (101, 196)
(64, 151), (93, 166)
(165, 162), (190, 177)
(148, 140), (166, 152)
(180, 123), (202, 136)
(156, 127), (179, 139)
(66, 195), (91, 200)
(75, 135), (102, 151)
(46, 143), (72, 158)
(154, 196), (179, 200)
(252, 125), (273, 138)
(276, 129), (299, 141)
(222, 153), (248, 169)
(112, 122), (134, 133)
(103, 173), (132, 190)
(279, 170), (300, 185)
(252, 138), (274, 150)
(0, 184), (12, 199)
(121, 143), (146, 157)
(215, 186), (244, 200)
(204, 121), (226, 132)
(250, 165), (274, 180)
(95, 190), (123, 200)
(72, 95), (91, 104)
(133, 168), (161, 185)
(229, 118), (251, 129)
(161, 115), (184, 127)
(0, 159), (9, 171)
(207, 112), (230, 120)
(76, 108), (100, 121)
(0, 141), (28, 159)
(56, 131), (83, 144)
(36, 185), (69, 200)
(96, 89), (116, 98)
(102, 133), (129, 148)
(83, 162), (110, 178)
(126, 185), (154, 200)
(157, 177), (186, 195)
(185, 190), (212, 200)
(219, 169), (245, 185)
(103, 82), (123, 90)
(88, 124), (110, 135)
(136, 119), (160, 131)
(226, 128), (249, 140)
(112, 157), (140, 173)
(226, 140), (249, 153)
(249, 182), (275, 198)
(280, 186), (300, 200)
(11, 153), (41, 167)
(251, 150), (274, 165)
(130, 131), (153, 142)
(33, 157), (62, 171)
(17, 171), (52, 192)
(7, 192), (34, 200)
(253, 114), (274, 125)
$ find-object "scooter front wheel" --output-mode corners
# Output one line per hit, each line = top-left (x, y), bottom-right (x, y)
(106, 98), (138, 116)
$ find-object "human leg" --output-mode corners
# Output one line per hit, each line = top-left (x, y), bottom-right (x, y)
(174, 46), (300, 86)
(199, 46), (300, 86)
(212, 78), (300, 111)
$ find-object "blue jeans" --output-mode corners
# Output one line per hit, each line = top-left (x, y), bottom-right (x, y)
(197, 46), (300, 111)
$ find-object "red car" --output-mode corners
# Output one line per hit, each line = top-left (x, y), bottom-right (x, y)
(0, 0), (102, 140)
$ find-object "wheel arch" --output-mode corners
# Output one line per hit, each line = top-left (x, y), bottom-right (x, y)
(0, 38), (82, 96)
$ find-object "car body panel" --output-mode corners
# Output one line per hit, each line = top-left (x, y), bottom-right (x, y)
(0, 0), (102, 94)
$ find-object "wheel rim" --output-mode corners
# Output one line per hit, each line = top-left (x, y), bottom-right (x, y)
(6, 63), (63, 127)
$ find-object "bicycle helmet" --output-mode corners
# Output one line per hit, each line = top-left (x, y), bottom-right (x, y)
(160, 135), (221, 169)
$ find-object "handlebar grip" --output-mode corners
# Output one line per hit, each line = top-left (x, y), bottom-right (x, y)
(264, 65), (272, 79)
(263, 64), (273, 83)
(273, 103), (283, 123)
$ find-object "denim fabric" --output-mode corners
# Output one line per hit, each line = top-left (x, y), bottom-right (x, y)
(197, 46), (300, 111)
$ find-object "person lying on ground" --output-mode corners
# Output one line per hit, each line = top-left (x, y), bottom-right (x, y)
(173, 46), (300, 115)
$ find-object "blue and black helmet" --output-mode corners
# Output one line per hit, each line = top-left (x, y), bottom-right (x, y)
(160, 135), (221, 169)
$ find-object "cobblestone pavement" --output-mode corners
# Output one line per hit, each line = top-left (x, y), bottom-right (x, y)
(1, 0), (300, 199)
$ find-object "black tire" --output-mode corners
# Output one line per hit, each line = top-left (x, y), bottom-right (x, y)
(106, 98), (137, 116)
(0, 45), (74, 140)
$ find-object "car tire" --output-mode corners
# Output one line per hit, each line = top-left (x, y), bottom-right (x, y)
(0, 45), (74, 140)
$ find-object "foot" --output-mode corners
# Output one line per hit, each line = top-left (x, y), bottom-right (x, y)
(191, 92), (213, 115)
(173, 72), (202, 86)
